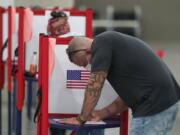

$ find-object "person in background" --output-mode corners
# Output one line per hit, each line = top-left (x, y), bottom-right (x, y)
(60, 31), (180, 135)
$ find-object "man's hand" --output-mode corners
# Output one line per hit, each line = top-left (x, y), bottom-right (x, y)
(89, 110), (103, 121)
(58, 117), (81, 125)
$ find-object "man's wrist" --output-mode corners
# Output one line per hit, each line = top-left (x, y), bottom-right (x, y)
(76, 115), (86, 125)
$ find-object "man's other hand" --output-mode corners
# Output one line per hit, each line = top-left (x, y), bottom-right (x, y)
(58, 117), (81, 125)
(89, 110), (103, 121)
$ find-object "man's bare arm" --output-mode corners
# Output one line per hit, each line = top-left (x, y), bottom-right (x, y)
(80, 70), (108, 121)
(98, 96), (128, 120)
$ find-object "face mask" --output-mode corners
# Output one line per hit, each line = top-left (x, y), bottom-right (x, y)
(85, 63), (91, 71)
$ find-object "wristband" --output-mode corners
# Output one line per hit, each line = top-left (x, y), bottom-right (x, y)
(76, 116), (86, 125)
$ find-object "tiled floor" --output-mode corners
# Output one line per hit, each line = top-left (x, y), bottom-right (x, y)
(1, 105), (36, 135)
(1, 103), (180, 135)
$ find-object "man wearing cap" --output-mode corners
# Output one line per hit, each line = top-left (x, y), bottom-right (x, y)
(60, 31), (180, 135)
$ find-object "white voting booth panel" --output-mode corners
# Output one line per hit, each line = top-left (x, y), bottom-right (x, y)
(2, 8), (18, 61)
(25, 10), (88, 71)
(2, 10), (8, 61)
(11, 12), (19, 60)
(2, 11), (8, 45)
(48, 41), (118, 114)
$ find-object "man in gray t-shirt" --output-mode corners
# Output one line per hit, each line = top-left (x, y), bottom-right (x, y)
(60, 31), (180, 135)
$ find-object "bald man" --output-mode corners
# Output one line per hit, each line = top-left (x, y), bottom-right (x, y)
(61, 31), (180, 135)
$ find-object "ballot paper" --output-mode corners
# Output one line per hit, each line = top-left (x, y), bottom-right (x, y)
(85, 121), (106, 125)
(53, 118), (106, 125)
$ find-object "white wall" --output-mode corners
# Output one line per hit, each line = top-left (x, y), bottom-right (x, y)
(15, 0), (74, 8)
(149, 41), (180, 84)
(75, 0), (180, 42)
(0, 0), (14, 7)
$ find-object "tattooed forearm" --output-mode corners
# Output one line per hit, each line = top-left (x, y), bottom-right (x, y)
(80, 70), (108, 120)
(101, 97), (128, 119)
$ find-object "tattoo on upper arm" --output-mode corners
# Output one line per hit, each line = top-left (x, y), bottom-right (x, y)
(86, 71), (107, 97)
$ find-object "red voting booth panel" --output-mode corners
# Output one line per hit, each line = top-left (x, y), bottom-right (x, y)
(0, 7), (5, 90)
(8, 7), (27, 110)
(7, 7), (18, 92)
(16, 8), (26, 111)
(7, 7), (13, 92)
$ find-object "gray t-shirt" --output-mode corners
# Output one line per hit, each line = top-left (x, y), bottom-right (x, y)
(91, 31), (179, 117)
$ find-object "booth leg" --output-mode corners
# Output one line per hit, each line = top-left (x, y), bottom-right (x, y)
(0, 90), (2, 135)
(120, 110), (129, 135)
(12, 78), (17, 132)
(16, 110), (22, 135)
(8, 92), (12, 135)
(27, 80), (32, 120)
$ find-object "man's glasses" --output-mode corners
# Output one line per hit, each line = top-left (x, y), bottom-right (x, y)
(66, 48), (87, 62)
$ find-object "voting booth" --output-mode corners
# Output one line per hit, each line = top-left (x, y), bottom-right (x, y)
(24, 8), (93, 72)
(0, 7), (7, 135)
(37, 35), (128, 135)
(6, 7), (19, 92)
(13, 7), (93, 112)
(12, 7), (98, 135)
(0, 7), (18, 135)
(24, 7), (93, 121)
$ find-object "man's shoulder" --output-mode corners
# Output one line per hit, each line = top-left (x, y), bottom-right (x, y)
(95, 31), (122, 38)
